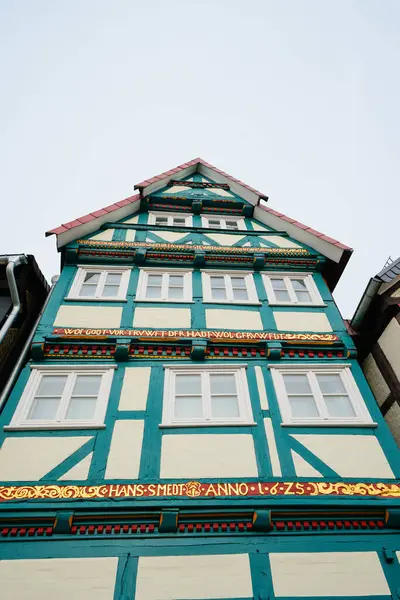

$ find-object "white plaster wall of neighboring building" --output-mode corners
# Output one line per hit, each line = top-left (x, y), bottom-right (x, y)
(0, 436), (92, 481)
(269, 552), (390, 597)
(0, 557), (118, 600)
(378, 317), (400, 380)
(385, 402), (400, 447)
(273, 312), (332, 332)
(291, 434), (394, 478)
(135, 554), (253, 600)
(160, 434), (258, 478)
(205, 309), (263, 330)
(54, 305), (123, 328)
(105, 420), (144, 479)
(362, 353), (391, 407)
(133, 307), (191, 328)
(119, 367), (150, 410)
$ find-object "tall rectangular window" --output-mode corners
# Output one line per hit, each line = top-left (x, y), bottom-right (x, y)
(136, 269), (192, 302)
(68, 267), (131, 301)
(9, 366), (116, 429)
(270, 365), (373, 425)
(202, 271), (259, 304)
(262, 273), (323, 306)
(162, 365), (254, 426)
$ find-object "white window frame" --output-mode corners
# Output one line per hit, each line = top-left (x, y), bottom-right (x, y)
(270, 364), (374, 426)
(7, 364), (117, 430)
(162, 364), (254, 426)
(201, 215), (246, 230)
(136, 268), (193, 302)
(202, 270), (259, 304)
(262, 272), (324, 306)
(67, 265), (131, 301)
(148, 212), (193, 227)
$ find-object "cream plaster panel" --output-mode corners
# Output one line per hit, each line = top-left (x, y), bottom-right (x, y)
(105, 420), (144, 479)
(270, 552), (390, 597)
(255, 366), (268, 409)
(252, 221), (269, 231)
(123, 214), (139, 224)
(163, 185), (191, 194)
(261, 235), (301, 248)
(206, 309), (263, 330)
(119, 367), (150, 411)
(54, 305), (122, 328)
(206, 234), (246, 246)
(264, 418), (281, 476)
(292, 434), (395, 478)
(291, 450), (322, 477)
(211, 188), (234, 197)
(125, 229), (136, 242)
(0, 437), (91, 481)
(136, 554), (252, 600)
(273, 311), (332, 332)
(161, 434), (258, 478)
(89, 229), (114, 241)
(385, 403), (400, 448)
(59, 452), (92, 481)
(363, 354), (390, 407)
(378, 318), (400, 380)
(133, 307), (191, 328)
(149, 230), (187, 243)
(0, 557), (118, 600)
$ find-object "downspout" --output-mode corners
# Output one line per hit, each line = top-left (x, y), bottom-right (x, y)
(0, 275), (59, 416)
(0, 255), (28, 344)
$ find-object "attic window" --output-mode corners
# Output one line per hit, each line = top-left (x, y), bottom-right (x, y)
(67, 267), (131, 301)
(201, 216), (245, 231)
(149, 212), (192, 227)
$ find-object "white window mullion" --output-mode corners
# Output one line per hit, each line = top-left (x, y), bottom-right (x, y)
(308, 372), (327, 418)
(161, 273), (169, 300)
(203, 372), (212, 421)
(56, 373), (75, 422)
(225, 275), (234, 302)
(285, 277), (298, 304)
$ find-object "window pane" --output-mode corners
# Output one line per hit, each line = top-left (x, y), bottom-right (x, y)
(106, 273), (122, 285)
(292, 279), (308, 291)
(208, 220), (220, 227)
(210, 373), (236, 394)
(226, 222), (238, 229)
(176, 374), (201, 394)
(66, 397), (97, 420)
(29, 398), (60, 420)
(36, 375), (68, 396)
(325, 395), (356, 418)
(211, 395), (240, 418)
(211, 288), (227, 300)
(173, 218), (186, 225)
(80, 284), (97, 297)
(233, 288), (249, 301)
(103, 285), (120, 297)
(174, 396), (203, 418)
(231, 277), (246, 288)
(289, 395), (319, 417)
(148, 275), (162, 286)
(275, 290), (290, 302)
(283, 374), (311, 394)
(210, 277), (225, 288)
(73, 375), (102, 396)
(168, 286), (184, 299)
(271, 278), (286, 291)
(84, 272), (100, 283)
(296, 290), (311, 302)
(317, 374), (346, 394)
(146, 286), (162, 298)
(169, 275), (183, 287)
(155, 217), (168, 224)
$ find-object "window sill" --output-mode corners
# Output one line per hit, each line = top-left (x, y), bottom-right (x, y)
(4, 424), (106, 431)
(269, 303), (327, 308)
(134, 299), (195, 303)
(202, 301), (262, 306)
(280, 422), (377, 428)
(65, 297), (127, 303)
(159, 422), (257, 428)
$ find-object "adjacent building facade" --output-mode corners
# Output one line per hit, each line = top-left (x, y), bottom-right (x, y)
(0, 158), (399, 598)
(350, 257), (400, 446)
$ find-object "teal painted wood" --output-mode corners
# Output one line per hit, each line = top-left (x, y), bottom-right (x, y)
(192, 269), (206, 329)
(113, 554), (138, 600)
(138, 365), (164, 480)
(287, 436), (340, 478)
(246, 365), (274, 478)
(40, 437), (95, 481)
(122, 268), (139, 327)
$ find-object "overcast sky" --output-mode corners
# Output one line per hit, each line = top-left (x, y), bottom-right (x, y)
(1, 0), (399, 317)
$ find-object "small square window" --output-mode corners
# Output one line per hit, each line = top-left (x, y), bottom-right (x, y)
(68, 267), (131, 301)
(201, 216), (245, 230)
(9, 366), (116, 429)
(270, 365), (373, 426)
(262, 273), (323, 306)
(202, 271), (259, 304)
(149, 212), (192, 227)
(162, 365), (254, 426)
(136, 269), (192, 302)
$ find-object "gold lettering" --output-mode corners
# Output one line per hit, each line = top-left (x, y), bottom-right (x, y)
(238, 483), (249, 496)
(147, 484), (156, 496)
(135, 484), (144, 497)
(227, 483), (240, 496)
(217, 483), (228, 496)
(205, 484), (218, 496)
(157, 484), (167, 496)
(257, 482), (265, 495)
